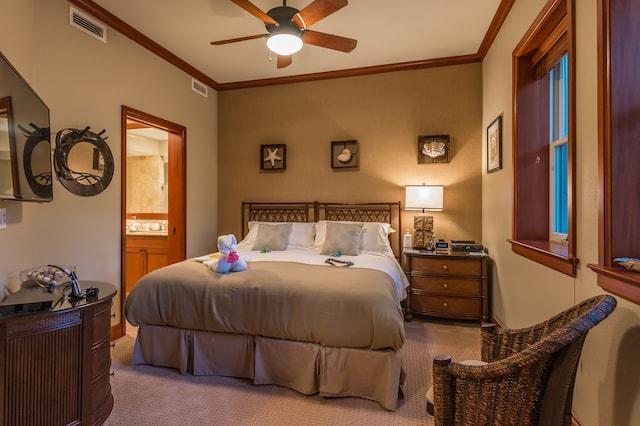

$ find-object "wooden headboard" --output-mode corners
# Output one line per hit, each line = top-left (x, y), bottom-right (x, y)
(241, 201), (402, 257)
(317, 202), (402, 257)
(241, 201), (315, 237)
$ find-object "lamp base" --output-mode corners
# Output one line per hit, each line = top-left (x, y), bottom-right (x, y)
(412, 215), (434, 248)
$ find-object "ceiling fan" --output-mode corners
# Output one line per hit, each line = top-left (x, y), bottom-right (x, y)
(211, 0), (357, 69)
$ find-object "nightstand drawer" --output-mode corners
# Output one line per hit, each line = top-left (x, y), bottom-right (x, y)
(412, 295), (482, 317)
(410, 256), (481, 276)
(91, 339), (112, 378)
(411, 276), (481, 296)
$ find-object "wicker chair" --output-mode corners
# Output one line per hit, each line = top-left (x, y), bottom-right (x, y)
(428, 295), (617, 426)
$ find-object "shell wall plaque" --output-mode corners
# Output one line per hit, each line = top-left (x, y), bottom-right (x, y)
(331, 140), (359, 169)
(417, 135), (450, 163)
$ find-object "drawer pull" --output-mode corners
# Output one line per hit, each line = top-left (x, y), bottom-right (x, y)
(110, 371), (115, 377)
(443, 283), (448, 289)
(111, 312), (116, 319)
(110, 343), (116, 348)
(442, 265), (448, 270)
(443, 302), (448, 308)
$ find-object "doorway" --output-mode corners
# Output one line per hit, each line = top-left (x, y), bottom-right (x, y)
(117, 105), (186, 339)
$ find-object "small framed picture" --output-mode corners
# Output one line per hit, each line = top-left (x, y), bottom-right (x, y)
(487, 115), (502, 173)
(331, 140), (358, 169)
(418, 135), (450, 163)
(260, 144), (286, 171)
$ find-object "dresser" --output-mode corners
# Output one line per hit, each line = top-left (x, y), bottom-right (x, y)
(404, 251), (489, 322)
(0, 281), (116, 425)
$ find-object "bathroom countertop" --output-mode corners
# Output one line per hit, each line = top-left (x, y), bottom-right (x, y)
(126, 231), (168, 237)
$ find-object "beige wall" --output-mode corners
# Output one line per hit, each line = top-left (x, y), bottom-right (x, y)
(0, 0), (219, 325)
(218, 64), (483, 242)
(482, 0), (640, 424)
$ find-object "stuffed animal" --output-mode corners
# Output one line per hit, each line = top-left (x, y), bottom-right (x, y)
(614, 257), (640, 273)
(214, 234), (247, 273)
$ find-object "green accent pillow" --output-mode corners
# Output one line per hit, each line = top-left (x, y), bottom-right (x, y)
(251, 223), (292, 251)
(320, 222), (363, 256)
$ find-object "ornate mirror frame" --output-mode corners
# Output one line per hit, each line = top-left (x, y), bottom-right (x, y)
(54, 127), (114, 197)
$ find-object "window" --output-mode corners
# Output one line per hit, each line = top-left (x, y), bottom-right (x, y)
(550, 54), (569, 241)
(587, 0), (640, 304)
(509, 0), (577, 276)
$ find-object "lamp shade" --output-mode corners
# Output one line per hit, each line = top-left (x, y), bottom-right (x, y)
(405, 185), (444, 212)
(267, 33), (303, 56)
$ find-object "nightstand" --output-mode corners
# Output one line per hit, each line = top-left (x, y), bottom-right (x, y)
(404, 250), (489, 322)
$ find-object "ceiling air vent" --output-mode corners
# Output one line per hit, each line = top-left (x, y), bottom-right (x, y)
(192, 79), (208, 98)
(69, 6), (107, 43)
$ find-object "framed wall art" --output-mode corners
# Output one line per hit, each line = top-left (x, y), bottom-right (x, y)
(487, 115), (502, 173)
(260, 144), (286, 171)
(331, 140), (359, 169)
(417, 135), (449, 163)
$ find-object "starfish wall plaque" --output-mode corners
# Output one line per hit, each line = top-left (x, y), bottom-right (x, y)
(260, 144), (286, 171)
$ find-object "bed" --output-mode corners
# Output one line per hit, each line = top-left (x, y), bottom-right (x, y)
(124, 201), (409, 410)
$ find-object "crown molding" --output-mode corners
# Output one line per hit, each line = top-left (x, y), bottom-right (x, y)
(68, 0), (514, 91)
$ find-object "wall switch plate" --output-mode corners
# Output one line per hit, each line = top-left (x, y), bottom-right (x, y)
(0, 208), (6, 229)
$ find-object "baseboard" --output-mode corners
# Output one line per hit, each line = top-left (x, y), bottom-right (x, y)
(488, 315), (502, 328)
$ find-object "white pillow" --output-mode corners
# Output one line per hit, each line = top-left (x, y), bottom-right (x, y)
(361, 222), (396, 257)
(239, 221), (315, 249)
(313, 220), (395, 256)
(288, 222), (316, 248)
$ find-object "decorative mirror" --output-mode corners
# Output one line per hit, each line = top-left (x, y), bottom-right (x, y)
(54, 127), (114, 197)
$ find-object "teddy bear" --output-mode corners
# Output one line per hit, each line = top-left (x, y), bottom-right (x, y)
(212, 234), (247, 273)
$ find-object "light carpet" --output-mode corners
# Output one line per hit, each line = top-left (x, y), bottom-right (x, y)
(105, 319), (480, 425)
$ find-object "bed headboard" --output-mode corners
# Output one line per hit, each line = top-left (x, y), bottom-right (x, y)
(316, 202), (402, 257)
(241, 201), (315, 237)
(241, 201), (402, 258)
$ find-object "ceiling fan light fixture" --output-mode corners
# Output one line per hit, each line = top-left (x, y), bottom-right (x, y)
(267, 33), (303, 56)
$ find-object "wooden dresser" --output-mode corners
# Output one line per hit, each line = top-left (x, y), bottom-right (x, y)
(404, 251), (489, 322)
(0, 281), (116, 425)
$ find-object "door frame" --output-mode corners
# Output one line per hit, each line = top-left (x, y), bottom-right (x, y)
(117, 105), (186, 339)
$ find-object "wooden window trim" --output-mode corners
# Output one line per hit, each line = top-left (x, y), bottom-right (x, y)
(587, 0), (640, 303)
(509, 0), (577, 277)
(508, 239), (577, 276)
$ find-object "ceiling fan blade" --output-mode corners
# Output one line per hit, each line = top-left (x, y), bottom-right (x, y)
(277, 55), (293, 69)
(293, 0), (348, 28)
(302, 30), (357, 53)
(211, 34), (265, 45)
(230, 0), (278, 25)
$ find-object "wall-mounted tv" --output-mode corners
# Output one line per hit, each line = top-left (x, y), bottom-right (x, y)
(0, 51), (52, 202)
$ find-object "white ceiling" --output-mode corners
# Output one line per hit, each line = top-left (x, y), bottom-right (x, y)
(89, 0), (502, 85)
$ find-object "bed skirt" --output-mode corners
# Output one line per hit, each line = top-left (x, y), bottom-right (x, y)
(131, 325), (405, 411)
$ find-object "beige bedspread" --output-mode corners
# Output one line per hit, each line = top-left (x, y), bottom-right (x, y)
(125, 259), (405, 351)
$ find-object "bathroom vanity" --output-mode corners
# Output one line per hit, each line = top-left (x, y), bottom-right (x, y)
(125, 233), (168, 293)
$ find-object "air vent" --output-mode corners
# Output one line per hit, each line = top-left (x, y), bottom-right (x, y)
(192, 79), (208, 98)
(69, 6), (107, 43)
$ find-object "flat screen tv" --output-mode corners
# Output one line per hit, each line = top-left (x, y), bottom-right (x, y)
(0, 51), (52, 202)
